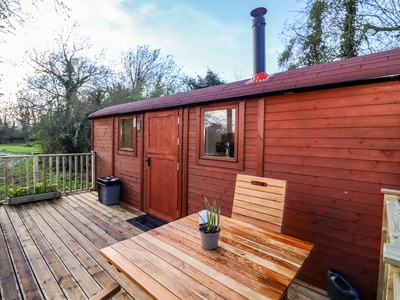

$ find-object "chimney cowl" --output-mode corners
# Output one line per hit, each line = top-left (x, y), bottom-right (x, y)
(250, 7), (268, 83)
(251, 7), (267, 27)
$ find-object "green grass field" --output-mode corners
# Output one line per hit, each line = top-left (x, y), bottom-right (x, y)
(0, 143), (41, 154)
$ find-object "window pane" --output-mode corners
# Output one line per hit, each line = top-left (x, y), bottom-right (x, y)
(203, 108), (235, 158)
(121, 119), (133, 149)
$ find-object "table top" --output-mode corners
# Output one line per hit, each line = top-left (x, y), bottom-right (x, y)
(100, 214), (314, 300)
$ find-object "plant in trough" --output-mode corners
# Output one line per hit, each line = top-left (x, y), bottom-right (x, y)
(9, 183), (59, 197)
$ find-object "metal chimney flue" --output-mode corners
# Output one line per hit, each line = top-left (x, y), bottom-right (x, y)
(250, 7), (268, 82)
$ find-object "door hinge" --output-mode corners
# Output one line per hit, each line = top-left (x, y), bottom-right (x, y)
(177, 210), (179, 218)
(177, 163), (179, 171)
(178, 116), (180, 125)
(177, 137), (180, 146)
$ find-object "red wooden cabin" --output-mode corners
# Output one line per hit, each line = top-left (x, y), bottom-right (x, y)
(89, 48), (400, 298)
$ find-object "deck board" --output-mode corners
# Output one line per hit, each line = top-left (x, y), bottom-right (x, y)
(2, 205), (46, 299)
(29, 202), (102, 297)
(70, 193), (144, 236)
(15, 204), (83, 299)
(0, 191), (327, 300)
(0, 207), (27, 300)
(6, 204), (65, 299)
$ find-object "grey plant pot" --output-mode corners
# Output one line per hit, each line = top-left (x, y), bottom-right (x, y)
(199, 228), (221, 250)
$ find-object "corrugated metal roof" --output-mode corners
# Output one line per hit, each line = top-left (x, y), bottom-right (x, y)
(89, 48), (400, 119)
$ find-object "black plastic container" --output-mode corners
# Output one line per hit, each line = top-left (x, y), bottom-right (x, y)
(327, 269), (359, 300)
(96, 176), (121, 205)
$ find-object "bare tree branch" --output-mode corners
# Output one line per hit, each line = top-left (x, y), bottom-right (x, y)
(279, 0), (400, 70)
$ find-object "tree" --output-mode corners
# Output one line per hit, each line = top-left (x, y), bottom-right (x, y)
(0, 0), (68, 111)
(1, 0), (23, 34)
(15, 97), (34, 145)
(184, 67), (225, 90)
(0, 116), (11, 143)
(359, 0), (400, 50)
(121, 45), (181, 101)
(19, 30), (112, 153)
(278, 0), (400, 70)
(279, 0), (330, 69)
(101, 83), (133, 107)
(0, 0), (66, 34)
(301, 0), (330, 67)
(340, 0), (360, 58)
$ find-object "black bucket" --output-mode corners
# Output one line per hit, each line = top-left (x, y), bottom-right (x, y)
(327, 269), (359, 300)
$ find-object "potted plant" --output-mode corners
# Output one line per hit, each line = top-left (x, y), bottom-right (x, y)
(198, 197), (221, 250)
(8, 183), (61, 205)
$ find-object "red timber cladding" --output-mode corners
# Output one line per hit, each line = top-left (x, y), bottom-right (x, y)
(263, 81), (400, 299)
(186, 99), (259, 217)
(92, 118), (113, 178)
(112, 115), (143, 209)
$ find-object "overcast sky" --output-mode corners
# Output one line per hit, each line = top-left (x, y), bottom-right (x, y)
(0, 0), (305, 104)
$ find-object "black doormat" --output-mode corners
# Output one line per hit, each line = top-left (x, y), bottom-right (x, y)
(126, 214), (168, 232)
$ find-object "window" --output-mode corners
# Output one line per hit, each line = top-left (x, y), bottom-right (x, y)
(203, 108), (236, 158)
(121, 118), (133, 149)
(119, 116), (137, 155)
(197, 102), (244, 170)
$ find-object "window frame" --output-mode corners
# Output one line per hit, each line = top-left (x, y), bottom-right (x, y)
(118, 115), (137, 156)
(196, 102), (244, 170)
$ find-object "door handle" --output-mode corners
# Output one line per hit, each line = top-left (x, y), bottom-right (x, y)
(146, 157), (151, 166)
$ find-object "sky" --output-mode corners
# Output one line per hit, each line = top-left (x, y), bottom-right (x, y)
(0, 0), (305, 104)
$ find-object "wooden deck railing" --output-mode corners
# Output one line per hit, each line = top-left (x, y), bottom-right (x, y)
(378, 188), (400, 300)
(0, 152), (95, 203)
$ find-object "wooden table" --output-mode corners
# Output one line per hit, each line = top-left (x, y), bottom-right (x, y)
(100, 214), (314, 300)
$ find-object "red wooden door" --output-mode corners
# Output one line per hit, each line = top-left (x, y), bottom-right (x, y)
(145, 110), (179, 222)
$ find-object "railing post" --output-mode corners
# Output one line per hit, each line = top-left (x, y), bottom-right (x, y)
(11, 158), (16, 189)
(26, 156), (30, 188)
(85, 154), (89, 190)
(62, 155), (66, 193)
(69, 155), (72, 192)
(74, 155), (78, 192)
(91, 151), (96, 190)
(80, 155), (84, 191)
(56, 156), (60, 191)
(42, 156), (46, 192)
(32, 153), (39, 187)
(4, 158), (8, 202)
(49, 156), (53, 187)
(18, 157), (22, 187)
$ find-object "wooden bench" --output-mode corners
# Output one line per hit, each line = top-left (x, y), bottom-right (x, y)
(232, 174), (287, 233)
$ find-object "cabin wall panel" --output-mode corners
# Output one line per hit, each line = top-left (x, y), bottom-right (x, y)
(264, 83), (400, 109)
(92, 118), (113, 178)
(244, 101), (258, 169)
(266, 145), (399, 162)
(265, 153), (399, 174)
(262, 82), (400, 298)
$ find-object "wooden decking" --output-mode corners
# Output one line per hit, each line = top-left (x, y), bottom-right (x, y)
(0, 191), (151, 300)
(0, 191), (328, 299)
